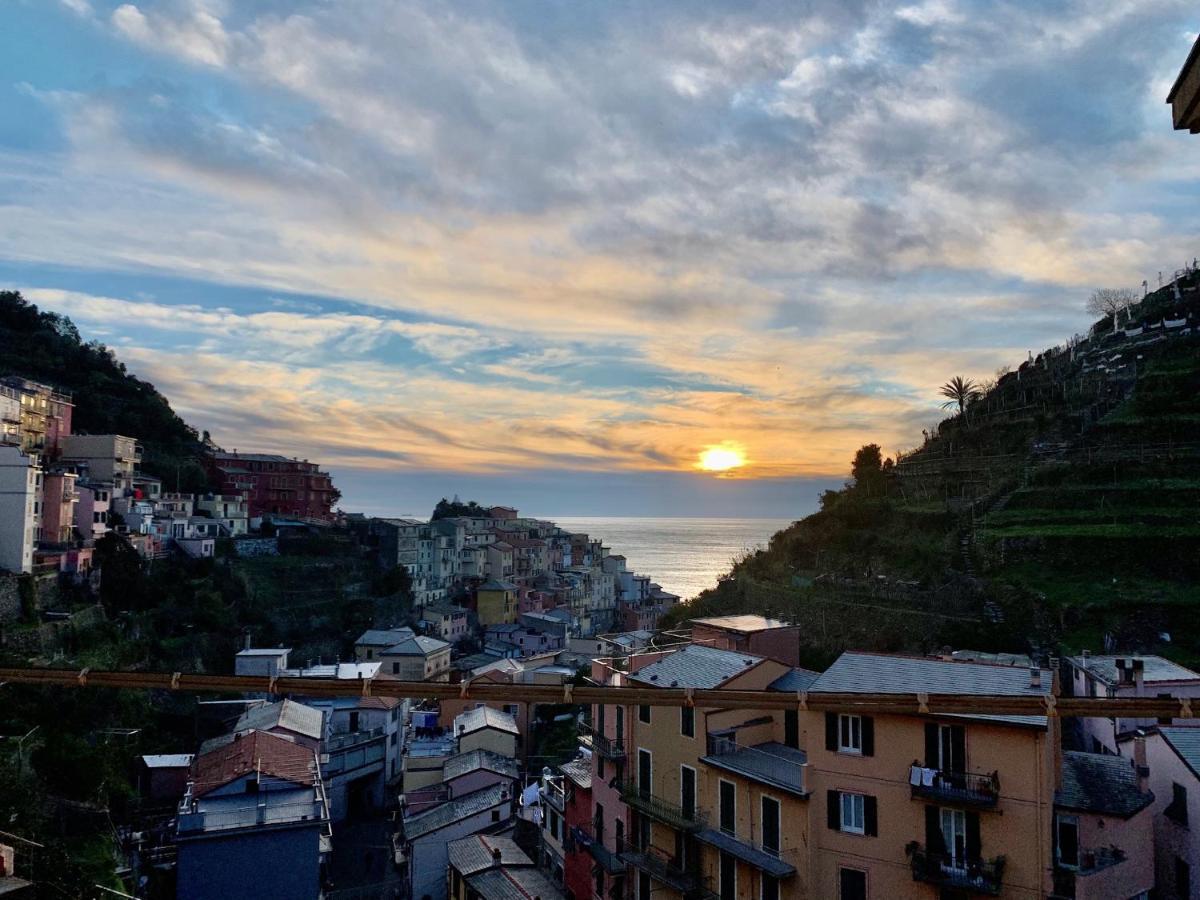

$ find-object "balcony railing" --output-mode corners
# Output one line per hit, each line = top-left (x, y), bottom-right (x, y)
(619, 780), (707, 831)
(573, 824), (625, 875)
(909, 766), (1000, 808)
(617, 837), (716, 900)
(703, 732), (807, 796)
(578, 721), (627, 761)
(907, 844), (1005, 896)
(1051, 847), (1129, 898)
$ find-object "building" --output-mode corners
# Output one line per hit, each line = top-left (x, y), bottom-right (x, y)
(194, 493), (250, 536)
(1168, 32), (1200, 133)
(0, 376), (73, 455)
(379, 635), (452, 681)
(447, 834), (545, 900)
(420, 604), (471, 642)
(175, 730), (330, 900)
(60, 434), (141, 491)
(476, 579), (517, 626)
(804, 652), (1057, 898)
(234, 647), (292, 678)
(0, 445), (39, 574)
(37, 469), (77, 546)
(1052, 747), (1155, 899)
(453, 707), (519, 758)
(205, 451), (337, 523)
(560, 756), (595, 900)
(401, 782), (516, 900)
(0, 841), (34, 898)
(1066, 653), (1200, 754)
(232, 699), (324, 752)
(136, 754), (194, 806)
(355, 627), (417, 662)
(690, 615), (802, 667)
(1122, 726), (1200, 899)
(74, 481), (111, 542)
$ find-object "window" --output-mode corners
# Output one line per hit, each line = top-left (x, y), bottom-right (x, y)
(1167, 782), (1190, 827)
(840, 793), (865, 834)
(1177, 857), (1191, 899)
(638, 872), (651, 900)
(924, 723), (965, 773)
(349, 711), (360, 732)
(491, 809), (501, 823)
(941, 808), (968, 867)
(761, 874), (779, 900)
(681, 766), (697, 820)
(594, 867), (605, 898)
(638, 749), (652, 798)
(827, 790), (877, 837)
(1055, 814), (1079, 868)
(680, 705), (695, 738)
(784, 709), (799, 749)
(639, 704), (651, 724)
(719, 779), (736, 834)
(838, 868), (867, 900)
(392, 662), (400, 675)
(719, 851), (736, 900)
(825, 713), (873, 756)
(761, 796), (780, 857)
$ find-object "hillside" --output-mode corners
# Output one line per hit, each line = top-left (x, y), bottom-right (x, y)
(0, 290), (209, 490)
(669, 270), (1200, 668)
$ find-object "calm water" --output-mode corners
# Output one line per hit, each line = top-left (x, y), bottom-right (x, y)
(553, 517), (795, 601)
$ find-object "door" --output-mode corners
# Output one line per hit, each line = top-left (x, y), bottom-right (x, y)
(719, 780), (736, 834)
(638, 749), (652, 799)
(838, 867), (867, 900)
(761, 796), (780, 857)
(941, 808), (967, 868)
(681, 767), (696, 820)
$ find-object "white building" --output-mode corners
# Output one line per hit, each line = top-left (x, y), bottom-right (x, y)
(195, 494), (249, 536)
(59, 434), (141, 491)
(0, 446), (40, 574)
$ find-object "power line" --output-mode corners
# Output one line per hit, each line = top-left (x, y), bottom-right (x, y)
(1, 665), (1197, 719)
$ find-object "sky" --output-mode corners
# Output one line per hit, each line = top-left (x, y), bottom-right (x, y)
(0, 0), (1197, 517)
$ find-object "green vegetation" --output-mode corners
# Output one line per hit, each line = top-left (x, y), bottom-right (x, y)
(432, 497), (488, 519)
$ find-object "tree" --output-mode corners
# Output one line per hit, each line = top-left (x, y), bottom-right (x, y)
(851, 444), (886, 497)
(93, 532), (147, 614)
(939, 376), (979, 415)
(1086, 287), (1137, 319)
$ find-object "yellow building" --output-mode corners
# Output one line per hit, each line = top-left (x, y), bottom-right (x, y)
(475, 579), (517, 626)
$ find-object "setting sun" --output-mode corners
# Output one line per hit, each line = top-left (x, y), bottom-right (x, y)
(697, 445), (746, 473)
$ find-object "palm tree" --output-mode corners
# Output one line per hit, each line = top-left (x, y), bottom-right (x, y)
(939, 376), (979, 415)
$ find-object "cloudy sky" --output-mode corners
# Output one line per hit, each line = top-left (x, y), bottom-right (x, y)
(1, 1), (1196, 516)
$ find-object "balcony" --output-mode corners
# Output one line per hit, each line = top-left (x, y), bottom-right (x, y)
(619, 780), (707, 831)
(618, 838), (716, 900)
(909, 766), (1000, 809)
(1051, 847), (1128, 899)
(907, 844), (1005, 896)
(694, 828), (797, 879)
(573, 824), (626, 876)
(578, 721), (627, 761)
(702, 732), (808, 797)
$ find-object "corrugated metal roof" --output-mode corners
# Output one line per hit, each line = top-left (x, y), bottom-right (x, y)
(403, 783), (511, 840)
(235, 699), (324, 741)
(1056, 751), (1154, 817)
(810, 652), (1051, 727)
(142, 754), (193, 768)
(629, 645), (765, 689)
(447, 834), (532, 876)
(1160, 727), (1200, 779)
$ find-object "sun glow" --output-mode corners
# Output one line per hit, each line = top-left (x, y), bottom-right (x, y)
(697, 445), (746, 473)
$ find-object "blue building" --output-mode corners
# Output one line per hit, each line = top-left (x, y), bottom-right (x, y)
(175, 730), (330, 900)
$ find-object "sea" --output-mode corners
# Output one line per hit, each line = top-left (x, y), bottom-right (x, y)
(553, 517), (795, 602)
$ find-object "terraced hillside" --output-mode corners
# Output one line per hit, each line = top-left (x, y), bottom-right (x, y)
(670, 268), (1200, 668)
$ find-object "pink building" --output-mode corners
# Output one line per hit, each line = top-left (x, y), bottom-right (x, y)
(38, 470), (77, 546)
(690, 614), (802, 667)
(74, 482), (112, 542)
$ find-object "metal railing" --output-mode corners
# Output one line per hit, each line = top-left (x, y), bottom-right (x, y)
(907, 844), (1005, 896)
(909, 766), (1000, 808)
(573, 824), (625, 875)
(578, 721), (627, 760)
(617, 837), (715, 899)
(619, 780), (707, 831)
(703, 732), (807, 795)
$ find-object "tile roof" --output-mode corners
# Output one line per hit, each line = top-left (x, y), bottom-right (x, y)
(455, 706), (520, 736)
(1056, 751), (1154, 817)
(810, 652), (1052, 727)
(383, 635), (451, 656)
(356, 627), (416, 646)
(768, 668), (822, 693)
(629, 645), (766, 689)
(192, 731), (317, 796)
(403, 783), (511, 840)
(1069, 655), (1200, 686)
(447, 834), (532, 876)
(235, 699), (324, 741)
(466, 865), (565, 900)
(1160, 727), (1200, 779)
(559, 757), (592, 790)
(444, 749), (519, 782)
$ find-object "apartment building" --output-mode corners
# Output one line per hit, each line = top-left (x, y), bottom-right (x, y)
(194, 493), (250, 536)
(0, 377), (73, 455)
(476, 579), (517, 626)
(379, 635), (452, 681)
(0, 445), (40, 573)
(205, 451), (337, 522)
(37, 469), (77, 546)
(690, 616), (802, 668)
(74, 481), (111, 541)
(60, 433), (141, 491)
(420, 603), (471, 642)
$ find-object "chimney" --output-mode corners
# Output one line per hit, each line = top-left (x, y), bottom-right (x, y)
(1116, 658), (1130, 684)
(1133, 735), (1150, 794)
(492, 847), (502, 864)
(1132, 658), (1145, 696)
(1081, 649), (1090, 660)
(1029, 667), (1042, 689)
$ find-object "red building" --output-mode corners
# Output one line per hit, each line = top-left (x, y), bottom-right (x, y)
(560, 757), (595, 900)
(205, 451), (338, 522)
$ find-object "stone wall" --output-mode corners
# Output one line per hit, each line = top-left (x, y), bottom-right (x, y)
(0, 575), (20, 625)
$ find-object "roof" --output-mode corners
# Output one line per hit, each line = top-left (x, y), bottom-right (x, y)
(383, 635), (450, 656)
(810, 652), (1052, 727)
(560, 757), (592, 790)
(447, 834), (532, 876)
(444, 749), (519, 782)
(403, 783), (511, 840)
(237, 647), (291, 657)
(1056, 751), (1153, 818)
(192, 730), (316, 797)
(692, 614), (793, 633)
(696, 827), (795, 878)
(629, 645), (766, 689)
(769, 667), (822, 693)
(479, 579), (518, 591)
(470, 658), (524, 678)
(466, 865), (565, 900)
(702, 741), (807, 796)
(142, 753), (193, 769)
(1068, 654), (1200, 686)
(356, 627), (416, 647)
(235, 699), (324, 741)
(211, 452), (292, 463)
(423, 603), (469, 617)
(455, 706), (520, 736)
(1160, 727), (1200, 780)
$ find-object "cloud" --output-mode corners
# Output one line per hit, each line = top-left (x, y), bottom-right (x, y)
(112, 2), (230, 67)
